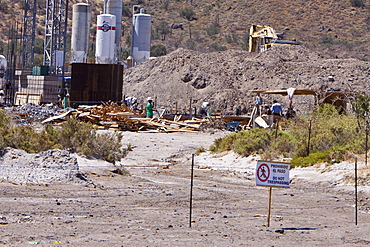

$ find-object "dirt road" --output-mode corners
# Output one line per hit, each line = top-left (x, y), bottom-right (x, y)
(0, 131), (369, 246)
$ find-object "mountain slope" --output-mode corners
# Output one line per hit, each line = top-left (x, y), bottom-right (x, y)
(0, 0), (369, 62)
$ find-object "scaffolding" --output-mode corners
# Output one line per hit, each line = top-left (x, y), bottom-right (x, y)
(43, 0), (69, 78)
(22, 0), (37, 69)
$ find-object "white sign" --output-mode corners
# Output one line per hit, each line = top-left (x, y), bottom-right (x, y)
(256, 161), (290, 188)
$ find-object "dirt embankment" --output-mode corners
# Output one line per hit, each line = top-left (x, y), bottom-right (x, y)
(123, 46), (369, 114)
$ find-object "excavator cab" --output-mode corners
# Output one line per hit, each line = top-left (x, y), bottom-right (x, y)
(249, 25), (299, 52)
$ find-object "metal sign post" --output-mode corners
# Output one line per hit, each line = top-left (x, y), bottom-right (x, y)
(189, 154), (195, 227)
(256, 161), (290, 227)
(355, 157), (358, 225)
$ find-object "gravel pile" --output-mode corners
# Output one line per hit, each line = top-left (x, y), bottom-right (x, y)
(0, 148), (91, 186)
(11, 103), (70, 122)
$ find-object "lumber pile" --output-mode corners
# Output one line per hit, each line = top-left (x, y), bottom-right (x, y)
(42, 102), (207, 132)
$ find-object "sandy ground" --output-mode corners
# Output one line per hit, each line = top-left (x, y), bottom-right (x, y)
(0, 130), (370, 246)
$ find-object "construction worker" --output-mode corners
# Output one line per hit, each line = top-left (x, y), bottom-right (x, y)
(255, 93), (263, 116)
(146, 97), (155, 118)
(199, 102), (210, 117)
(264, 103), (272, 115)
(0, 89), (4, 107)
(271, 100), (283, 116)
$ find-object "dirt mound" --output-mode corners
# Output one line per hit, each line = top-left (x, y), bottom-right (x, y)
(122, 46), (369, 115)
(0, 148), (91, 186)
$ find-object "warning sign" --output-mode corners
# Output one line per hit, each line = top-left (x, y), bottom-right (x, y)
(256, 161), (290, 188)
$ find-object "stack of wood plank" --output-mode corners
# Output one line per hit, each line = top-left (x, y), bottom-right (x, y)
(42, 102), (208, 132)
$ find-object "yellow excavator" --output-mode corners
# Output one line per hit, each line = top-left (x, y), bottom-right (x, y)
(248, 25), (300, 52)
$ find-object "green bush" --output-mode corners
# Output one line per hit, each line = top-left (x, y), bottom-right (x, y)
(196, 146), (205, 155)
(209, 43), (227, 51)
(179, 7), (196, 21)
(206, 25), (220, 37)
(350, 0), (365, 7)
(210, 104), (366, 167)
(58, 116), (125, 162)
(151, 44), (167, 57)
(0, 113), (127, 163)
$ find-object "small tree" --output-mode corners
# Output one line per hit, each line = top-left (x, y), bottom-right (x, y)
(351, 92), (370, 129)
(151, 44), (167, 57)
(179, 7), (196, 21)
(155, 21), (171, 41)
(350, 0), (365, 7)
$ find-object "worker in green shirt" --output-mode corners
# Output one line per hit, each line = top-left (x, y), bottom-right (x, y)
(146, 97), (155, 118)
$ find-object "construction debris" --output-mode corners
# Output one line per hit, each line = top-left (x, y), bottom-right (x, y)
(12, 103), (69, 123)
(42, 101), (209, 132)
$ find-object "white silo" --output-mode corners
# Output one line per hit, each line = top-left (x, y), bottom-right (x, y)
(0, 55), (7, 70)
(71, 3), (91, 63)
(106, 0), (122, 62)
(95, 14), (116, 64)
(131, 8), (152, 65)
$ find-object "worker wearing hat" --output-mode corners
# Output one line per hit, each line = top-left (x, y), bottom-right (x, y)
(146, 97), (155, 118)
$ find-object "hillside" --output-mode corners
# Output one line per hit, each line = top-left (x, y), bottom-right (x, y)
(0, 0), (369, 63)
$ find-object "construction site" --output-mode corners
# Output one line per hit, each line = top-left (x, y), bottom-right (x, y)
(0, 0), (370, 245)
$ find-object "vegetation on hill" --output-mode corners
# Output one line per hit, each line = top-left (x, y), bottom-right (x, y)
(210, 101), (370, 167)
(0, 0), (369, 66)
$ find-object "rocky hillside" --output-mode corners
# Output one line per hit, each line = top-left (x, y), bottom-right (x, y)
(122, 45), (370, 114)
(0, 0), (369, 62)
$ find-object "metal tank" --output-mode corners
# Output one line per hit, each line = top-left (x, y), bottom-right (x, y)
(131, 8), (152, 65)
(71, 3), (91, 63)
(106, 0), (122, 62)
(0, 55), (7, 70)
(95, 14), (116, 64)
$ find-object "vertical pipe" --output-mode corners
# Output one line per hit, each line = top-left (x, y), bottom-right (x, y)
(267, 187), (272, 227)
(307, 119), (312, 156)
(355, 157), (358, 225)
(190, 97), (192, 118)
(189, 153), (195, 227)
(365, 126), (368, 167)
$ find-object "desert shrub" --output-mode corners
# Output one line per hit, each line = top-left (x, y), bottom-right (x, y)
(7, 126), (56, 153)
(291, 150), (329, 167)
(225, 33), (239, 44)
(90, 132), (125, 162)
(1, 115), (126, 163)
(155, 21), (171, 41)
(185, 39), (196, 50)
(179, 7), (196, 21)
(0, 109), (10, 149)
(57, 116), (126, 162)
(151, 44), (167, 57)
(206, 25), (220, 37)
(350, 0), (365, 7)
(162, 0), (169, 10)
(0, 1), (9, 14)
(58, 116), (96, 151)
(196, 146), (205, 155)
(320, 34), (334, 45)
(210, 128), (274, 156)
(209, 43), (227, 51)
(210, 104), (365, 167)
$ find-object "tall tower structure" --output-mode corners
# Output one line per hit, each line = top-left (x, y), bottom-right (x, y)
(22, 0), (37, 69)
(43, 0), (69, 76)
